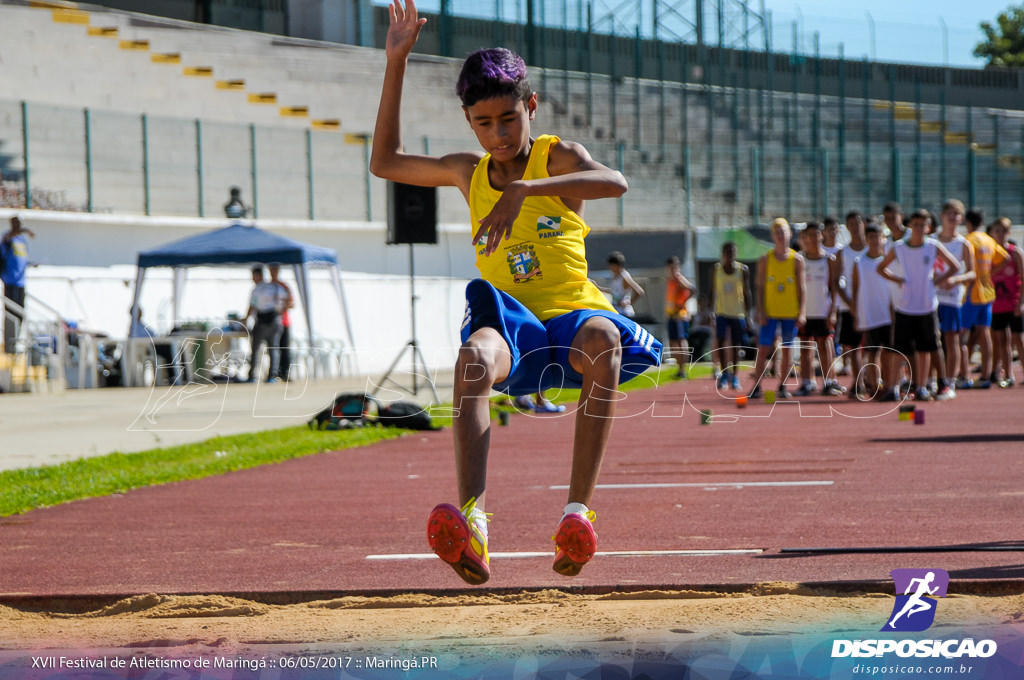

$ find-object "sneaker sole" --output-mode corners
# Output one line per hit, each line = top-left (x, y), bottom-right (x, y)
(427, 504), (490, 585)
(552, 513), (597, 577)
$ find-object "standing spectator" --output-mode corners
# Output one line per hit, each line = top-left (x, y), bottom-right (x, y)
(1, 216), (33, 353)
(267, 263), (295, 381)
(224, 186), (248, 219)
(876, 209), (960, 402)
(933, 200), (975, 392)
(750, 218), (805, 400)
(664, 255), (696, 377)
(835, 211), (868, 396)
(604, 251), (644, 318)
(961, 206), (1008, 388)
(987, 218), (1023, 387)
(852, 223), (898, 400)
(245, 266), (287, 383)
(796, 222), (842, 396)
(821, 216), (843, 257)
(882, 201), (907, 243)
(712, 241), (751, 390)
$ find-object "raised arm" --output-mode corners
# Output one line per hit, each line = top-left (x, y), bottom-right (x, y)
(369, 0), (476, 189)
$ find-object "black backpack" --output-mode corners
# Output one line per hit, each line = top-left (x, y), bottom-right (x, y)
(309, 392), (439, 431)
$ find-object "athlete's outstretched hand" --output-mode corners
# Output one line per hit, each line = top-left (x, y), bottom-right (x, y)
(386, 0), (427, 61)
(474, 182), (526, 256)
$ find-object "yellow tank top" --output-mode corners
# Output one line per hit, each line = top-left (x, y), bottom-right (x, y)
(469, 134), (613, 321)
(764, 249), (799, 319)
(714, 262), (747, 318)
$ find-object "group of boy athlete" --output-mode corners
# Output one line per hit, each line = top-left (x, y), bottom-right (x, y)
(718, 201), (1023, 403)
(371, 1), (1022, 586)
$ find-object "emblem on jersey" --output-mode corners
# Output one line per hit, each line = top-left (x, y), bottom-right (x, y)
(507, 243), (542, 282)
(537, 216), (564, 239)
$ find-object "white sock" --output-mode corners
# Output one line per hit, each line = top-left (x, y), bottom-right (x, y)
(466, 507), (488, 539)
(562, 502), (590, 518)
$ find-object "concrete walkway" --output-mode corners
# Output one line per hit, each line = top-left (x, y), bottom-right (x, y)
(0, 371), (454, 472)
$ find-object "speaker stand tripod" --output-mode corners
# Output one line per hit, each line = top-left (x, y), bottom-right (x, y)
(373, 244), (440, 403)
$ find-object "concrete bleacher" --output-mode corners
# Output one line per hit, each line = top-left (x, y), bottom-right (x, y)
(0, 0), (1022, 228)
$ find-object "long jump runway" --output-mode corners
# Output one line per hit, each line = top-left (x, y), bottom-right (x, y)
(2, 377), (1023, 599)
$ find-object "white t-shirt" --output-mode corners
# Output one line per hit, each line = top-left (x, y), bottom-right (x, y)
(250, 281), (288, 314)
(934, 233), (969, 308)
(893, 239), (940, 315)
(804, 255), (832, 319)
(854, 253), (893, 331)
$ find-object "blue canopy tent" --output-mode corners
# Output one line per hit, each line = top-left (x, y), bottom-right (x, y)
(127, 222), (355, 383)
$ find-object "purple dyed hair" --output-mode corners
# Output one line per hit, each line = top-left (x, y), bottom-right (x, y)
(456, 48), (532, 107)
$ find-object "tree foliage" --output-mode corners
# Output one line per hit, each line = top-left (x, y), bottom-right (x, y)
(974, 5), (1024, 67)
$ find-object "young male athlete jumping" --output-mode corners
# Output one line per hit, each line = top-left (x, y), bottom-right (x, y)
(370, 0), (662, 584)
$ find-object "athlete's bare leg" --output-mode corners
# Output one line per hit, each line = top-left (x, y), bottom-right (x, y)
(565, 317), (622, 506)
(452, 327), (512, 512)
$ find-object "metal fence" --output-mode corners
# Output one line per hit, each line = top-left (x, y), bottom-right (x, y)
(3, 91), (1024, 227)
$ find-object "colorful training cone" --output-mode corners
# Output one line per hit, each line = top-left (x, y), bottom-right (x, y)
(913, 409), (925, 425)
(898, 404), (916, 422)
(700, 409), (713, 425)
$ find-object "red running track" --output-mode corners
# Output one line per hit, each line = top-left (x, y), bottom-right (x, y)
(2, 377), (1023, 599)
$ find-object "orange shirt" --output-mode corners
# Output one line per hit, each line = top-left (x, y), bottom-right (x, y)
(966, 231), (1008, 304)
(665, 278), (691, 320)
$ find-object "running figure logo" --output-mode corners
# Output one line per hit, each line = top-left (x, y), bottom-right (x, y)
(882, 568), (950, 632)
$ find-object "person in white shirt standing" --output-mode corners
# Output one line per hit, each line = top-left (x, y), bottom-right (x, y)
(933, 200), (975, 396)
(852, 223), (896, 400)
(835, 211), (869, 397)
(245, 265), (289, 383)
(875, 210), (961, 402)
(796, 222), (842, 396)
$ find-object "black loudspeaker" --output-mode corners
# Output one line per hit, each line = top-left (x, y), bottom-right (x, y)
(387, 182), (437, 245)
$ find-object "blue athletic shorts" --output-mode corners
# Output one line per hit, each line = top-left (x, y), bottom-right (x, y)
(667, 318), (689, 341)
(461, 279), (663, 397)
(937, 304), (962, 333)
(758, 318), (798, 347)
(715, 315), (747, 343)
(960, 301), (992, 329)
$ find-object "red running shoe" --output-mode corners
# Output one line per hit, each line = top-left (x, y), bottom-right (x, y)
(427, 498), (490, 585)
(552, 510), (597, 576)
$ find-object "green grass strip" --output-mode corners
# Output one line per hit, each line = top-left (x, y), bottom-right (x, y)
(1, 363), (714, 517)
(428, 362), (709, 428)
(0, 425), (405, 517)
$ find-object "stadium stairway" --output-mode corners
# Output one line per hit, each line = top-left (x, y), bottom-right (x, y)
(1, 0), (1022, 226)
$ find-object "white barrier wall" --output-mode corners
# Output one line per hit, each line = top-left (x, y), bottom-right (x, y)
(2, 209), (475, 376)
(28, 264), (469, 377)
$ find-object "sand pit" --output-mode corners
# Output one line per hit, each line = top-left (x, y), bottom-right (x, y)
(3, 585), (1022, 665)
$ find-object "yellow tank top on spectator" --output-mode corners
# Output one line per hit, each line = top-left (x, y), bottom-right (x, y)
(764, 249), (800, 319)
(469, 134), (613, 321)
(714, 262), (747, 318)
(965, 230), (1008, 305)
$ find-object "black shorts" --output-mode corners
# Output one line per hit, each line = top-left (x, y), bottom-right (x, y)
(838, 310), (863, 347)
(799, 317), (833, 340)
(893, 311), (940, 356)
(862, 325), (894, 353)
(991, 311), (1024, 334)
